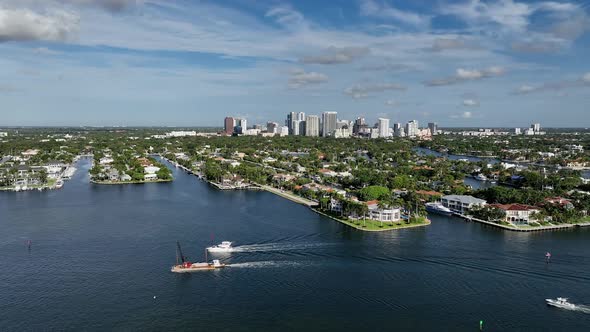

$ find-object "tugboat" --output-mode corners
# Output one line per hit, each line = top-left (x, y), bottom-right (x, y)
(425, 202), (453, 216)
(207, 241), (233, 252)
(546, 297), (576, 310)
(171, 242), (225, 273)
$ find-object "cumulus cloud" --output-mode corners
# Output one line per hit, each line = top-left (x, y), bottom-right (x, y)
(462, 99), (479, 107)
(344, 83), (406, 99)
(300, 46), (370, 65)
(511, 40), (563, 53)
(0, 7), (79, 42)
(360, 0), (430, 27)
(288, 69), (328, 88)
(424, 66), (505, 86)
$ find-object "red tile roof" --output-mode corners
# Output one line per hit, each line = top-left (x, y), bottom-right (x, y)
(490, 203), (539, 211)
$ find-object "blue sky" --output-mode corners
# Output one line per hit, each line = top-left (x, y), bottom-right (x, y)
(0, 0), (589, 127)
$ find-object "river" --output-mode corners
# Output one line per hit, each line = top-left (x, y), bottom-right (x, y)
(1, 159), (590, 331)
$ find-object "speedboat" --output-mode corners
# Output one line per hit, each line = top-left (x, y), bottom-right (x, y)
(546, 297), (576, 310)
(425, 202), (453, 216)
(475, 173), (488, 181)
(207, 241), (233, 252)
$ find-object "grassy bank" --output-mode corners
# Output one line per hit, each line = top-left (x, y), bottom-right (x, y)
(313, 209), (430, 232)
(90, 179), (173, 185)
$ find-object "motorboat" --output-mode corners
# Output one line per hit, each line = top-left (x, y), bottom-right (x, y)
(425, 202), (453, 216)
(171, 242), (225, 273)
(546, 298), (576, 310)
(474, 173), (488, 181)
(207, 241), (233, 252)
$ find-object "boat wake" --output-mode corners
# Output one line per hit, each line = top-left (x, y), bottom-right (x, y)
(565, 304), (590, 314)
(228, 261), (305, 269)
(228, 242), (333, 253)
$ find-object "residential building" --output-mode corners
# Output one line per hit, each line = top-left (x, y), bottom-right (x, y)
(305, 115), (320, 137)
(441, 195), (487, 213)
(0, 132), (7, 137)
(428, 122), (438, 135)
(297, 112), (305, 121)
(532, 123), (541, 132)
(322, 111), (337, 137)
(514, 127), (521, 135)
(166, 131), (197, 137)
(292, 120), (302, 136)
(406, 120), (419, 137)
(279, 126), (289, 137)
(490, 203), (540, 225)
(366, 201), (402, 222)
(378, 118), (390, 138)
(329, 198), (343, 214)
(267, 122), (278, 134)
(224, 117), (235, 135)
(353, 117), (365, 135)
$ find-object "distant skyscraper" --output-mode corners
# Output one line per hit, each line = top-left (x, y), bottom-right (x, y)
(267, 121), (278, 134)
(224, 117), (235, 135)
(406, 120), (419, 137)
(286, 112), (296, 134)
(514, 127), (522, 135)
(305, 115), (320, 137)
(322, 112), (337, 137)
(393, 123), (402, 136)
(428, 122), (438, 136)
(292, 120), (301, 135)
(353, 117), (365, 134)
(378, 118), (390, 138)
(297, 112), (305, 121)
(532, 123), (541, 132)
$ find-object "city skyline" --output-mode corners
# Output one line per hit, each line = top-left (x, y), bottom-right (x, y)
(0, 0), (589, 127)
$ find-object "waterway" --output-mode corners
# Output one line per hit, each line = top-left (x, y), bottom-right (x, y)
(1, 159), (590, 331)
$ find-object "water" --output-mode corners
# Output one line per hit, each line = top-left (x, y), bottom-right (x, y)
(414, 147), (500, 164)
(2, 159), (590, 331)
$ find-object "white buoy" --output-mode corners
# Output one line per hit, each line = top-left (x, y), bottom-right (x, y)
(153, 296), (157, 299)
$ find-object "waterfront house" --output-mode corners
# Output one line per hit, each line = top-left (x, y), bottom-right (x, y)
(329, 198), (343, 214)
(120, 173), (132, 181)
(543, 197), (574, 209)
(144, 173), (158, 181)
(490, 203), (540, 225)
(99, 156), (114, 165)
(441, 195), (487, 214)
(108, 169), (120, 181)
(366, 201), (402, 222)
(144, 166), (160, 174)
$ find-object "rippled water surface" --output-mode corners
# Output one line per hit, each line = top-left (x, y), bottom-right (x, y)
(1, 159), (590, 331)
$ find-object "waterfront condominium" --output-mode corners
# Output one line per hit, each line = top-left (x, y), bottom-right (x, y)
(428, 122), (438, 136)
(305, 115), (320, 137)
(406, 120), (419, 137)
(378, 118), (390, 138)
(322, 112), (337, 137)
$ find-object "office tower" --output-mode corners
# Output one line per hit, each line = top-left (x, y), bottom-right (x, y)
(322, 112), (337, 137)
(353, 117), (365, 134)
(393, 123), (401, 136)
(267, 122), (278, 134)
(292, 120), (301, 136)
(428, 122), (438, 136)
(406, 120), (419, 137)
(224, 117), (235, 135)
(378, 118), (390, 138)
(532, 123), (541, 132)
(305, 115), (320, 137)
(286, 112), (296, 133)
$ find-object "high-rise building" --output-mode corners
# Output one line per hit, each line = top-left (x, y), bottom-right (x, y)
(286, 112), (296, 133)
(406, 120), (419, 137)
(353, 117), (365, 134)
(393, 123), (402, 136)
(532, 123), (541, 132)
(292, 120), (302, 136)
(514, 127), (521, 135)
(322, 112), (337, 137)
(267, 122), (278, 134)
(378, 118), (390, 138)
(428, 122), (438, 136)
(305, 115), (320, 137)
(297, 112), (305, 121)
(224, 117), (235, 135)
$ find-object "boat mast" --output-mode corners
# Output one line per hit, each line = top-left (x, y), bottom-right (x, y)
(176, 241), (186, 263)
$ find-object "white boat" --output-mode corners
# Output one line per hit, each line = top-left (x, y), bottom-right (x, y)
(207, 241), (233, 252)
(475, 173), (488, 181)
(425, 202), (453, 216)
(171, 242), (225, 273)
(546, 298), (576, 310)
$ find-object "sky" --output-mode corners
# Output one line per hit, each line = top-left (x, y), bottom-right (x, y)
(0, 0), (589, 127)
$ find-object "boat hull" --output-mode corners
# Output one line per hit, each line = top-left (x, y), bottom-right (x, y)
(546, 299), (576, 310)
(171, 264), (225, 273)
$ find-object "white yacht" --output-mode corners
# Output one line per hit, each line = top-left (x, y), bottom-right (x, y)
(475, 173), (488, 181)
(207, 241), (233, 252)
(425, 202), (453, 216)
(546, 298), (576, 310)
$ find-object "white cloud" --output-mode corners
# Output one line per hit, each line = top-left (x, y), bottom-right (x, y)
(34, 47), (61, 55)
(288, 69), (328, 88)
(360, 0), (430, 27)
(300, 46), (370, 65)
(344, 83), (406, 99)
(462, 111), (473, 118)
(0, 7), (79, 42)
(425, 66), (505, 86)
(441, 0), (533, 32)
(266, 5), (305, 28)
(583, 72), (590, 83)
(66, 0), (139, 12)
(514, 73), (590, 94)
(462, 99), (479, 107)
(384, 99), (399, 107)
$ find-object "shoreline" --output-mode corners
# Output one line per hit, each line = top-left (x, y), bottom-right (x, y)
(90, 179), (173, 185)
(312, 208), (431, 232)
(454, 213), (590, 232)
